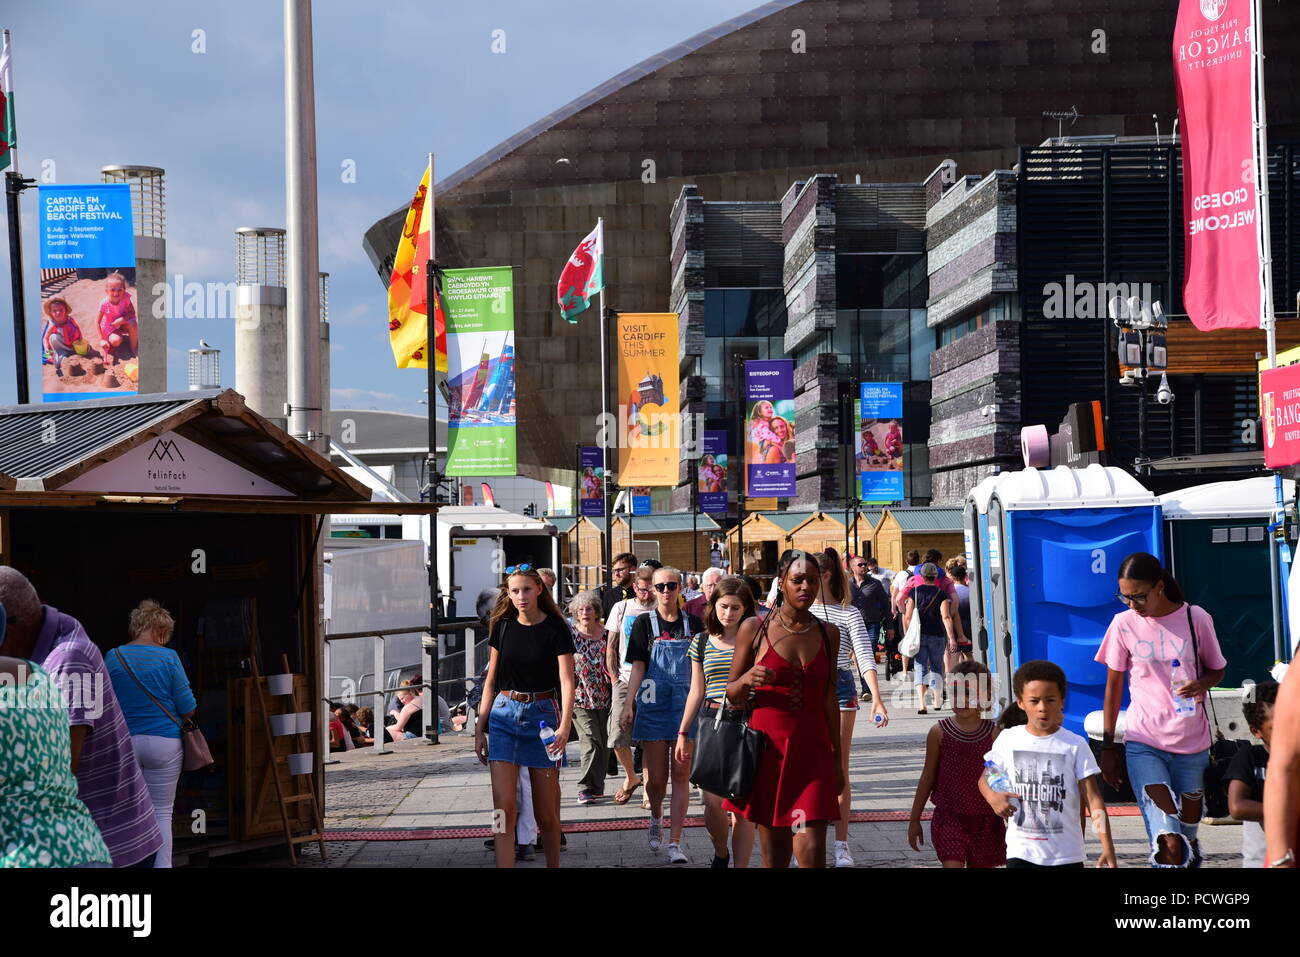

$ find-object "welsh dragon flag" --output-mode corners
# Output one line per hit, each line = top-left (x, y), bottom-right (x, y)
(556, 219), (604, 322)
(387, 161), (448, 371)
(0, 31), (15, 173)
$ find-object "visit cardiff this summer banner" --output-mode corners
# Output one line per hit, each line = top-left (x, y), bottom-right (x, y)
(445, 266), (516, 476)
(616, 312), (680, 487)
(744, 360), (795, 497)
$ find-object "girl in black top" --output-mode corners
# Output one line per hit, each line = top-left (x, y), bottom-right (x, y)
(475, 567), (576, 868)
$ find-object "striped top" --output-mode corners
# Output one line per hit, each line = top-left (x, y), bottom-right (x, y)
(32, 606), (163, 867)
(809, 601), (877, 674)
(688, 634), (736, 701)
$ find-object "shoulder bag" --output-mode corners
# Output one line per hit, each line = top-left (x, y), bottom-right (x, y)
(114, 648), (214, 771)
(688, 619), (769, 801)
(1185, 605), (1240, 819)
(900, 586), (938, 659)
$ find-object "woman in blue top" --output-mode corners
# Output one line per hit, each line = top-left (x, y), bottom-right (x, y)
(105, 600), (197, 869)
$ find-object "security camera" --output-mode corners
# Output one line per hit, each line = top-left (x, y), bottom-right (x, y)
(1155, 372), (1174, 406)
(1118, 370), (1139, 387)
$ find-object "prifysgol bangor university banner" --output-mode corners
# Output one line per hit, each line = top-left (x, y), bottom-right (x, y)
(616, 313), (680, 487)
(445, 266), (516, 476)
(1261, 362), (1300, 468)
(1174, 0), (1264, 330)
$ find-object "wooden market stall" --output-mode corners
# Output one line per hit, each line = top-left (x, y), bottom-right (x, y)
(788, 511), (847, 556)
(847, 509), (884, 559)
(0, 389), (437, 865)
(871, 507), (965, 571)
(611, 513), (720, 574)
(725, 510), (817, 581)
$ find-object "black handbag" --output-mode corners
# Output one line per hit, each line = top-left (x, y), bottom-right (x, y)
(689, 629), (766, 801)
(1186, 605), (1241, 819)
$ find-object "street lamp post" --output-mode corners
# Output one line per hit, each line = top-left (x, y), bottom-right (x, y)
(1110, 294), (1171, 474)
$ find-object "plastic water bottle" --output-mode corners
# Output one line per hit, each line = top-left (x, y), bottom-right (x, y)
(538, 720), (562, 765)
(1170, 660), (1197, 716)
(983, 759), (1021, 810)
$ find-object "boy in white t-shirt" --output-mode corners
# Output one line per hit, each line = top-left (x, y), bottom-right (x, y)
(980, 660), (1117, 868)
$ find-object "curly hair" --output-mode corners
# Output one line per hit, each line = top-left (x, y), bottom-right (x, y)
(128, 599), (175, 642)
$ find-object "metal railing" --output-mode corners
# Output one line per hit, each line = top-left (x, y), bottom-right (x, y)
(322, 625), (486, 757)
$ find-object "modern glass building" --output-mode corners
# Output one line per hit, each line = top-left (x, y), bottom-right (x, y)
(361, 0), (1300, 500)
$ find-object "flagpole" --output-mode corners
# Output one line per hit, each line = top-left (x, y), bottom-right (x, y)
(3, 29), (32, 404)
(601, 279), (613, 590)
(424, 150), (442, 745)
(1253, 0), (1277, 369)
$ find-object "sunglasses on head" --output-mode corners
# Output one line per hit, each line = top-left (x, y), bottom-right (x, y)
(505, 564), (533, 575)
(653, 582), (679, 592)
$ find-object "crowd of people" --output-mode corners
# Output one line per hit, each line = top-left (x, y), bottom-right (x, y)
(0, 568), (196, 868)
(469, 547), (1300, 870)
(3, 543), (1299, 871)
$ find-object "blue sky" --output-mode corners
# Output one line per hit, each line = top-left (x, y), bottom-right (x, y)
(0, 0), (764, 410)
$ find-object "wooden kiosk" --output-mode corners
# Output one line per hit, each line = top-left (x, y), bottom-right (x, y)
(0, 390), (438, 864)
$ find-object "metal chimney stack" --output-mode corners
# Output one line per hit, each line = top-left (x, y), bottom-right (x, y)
(187, 342), (221, 391)
(319, 271), (330, 441)
(101, 165), (166, 393)
(234, 227), (288, 429)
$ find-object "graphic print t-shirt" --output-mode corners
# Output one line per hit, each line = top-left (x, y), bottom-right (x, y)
(985, 725), (1099, 866)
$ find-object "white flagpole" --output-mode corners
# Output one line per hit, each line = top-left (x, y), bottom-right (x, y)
(597, 217), (612, 589)
(1252, 0), (1277, 368)
(2, 29), (18, 175)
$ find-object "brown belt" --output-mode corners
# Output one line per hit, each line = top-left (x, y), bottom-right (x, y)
(503, 689), (555, 703)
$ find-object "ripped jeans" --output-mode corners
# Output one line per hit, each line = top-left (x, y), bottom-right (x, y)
(1125, 740), (1209, 868)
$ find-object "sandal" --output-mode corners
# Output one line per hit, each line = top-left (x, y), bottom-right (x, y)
(613, 777), (643, 805)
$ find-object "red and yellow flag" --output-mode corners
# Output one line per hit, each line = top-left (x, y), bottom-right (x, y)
(388, 162), (447, 371)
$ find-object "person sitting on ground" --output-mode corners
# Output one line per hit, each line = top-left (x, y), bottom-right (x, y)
(354, 706), (392, 745)
(387, 680), (426, 739)
(328, 703), (355, 752)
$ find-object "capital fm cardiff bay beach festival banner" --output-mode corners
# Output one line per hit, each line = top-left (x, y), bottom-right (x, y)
(857, 382), (904, 503)
(744, 360), (795, 498)
(37, 184), (139, 402)
(699, 430), (729, 513)
(616, 313), (680, 488)
(579, 446), (605, 516)
(445, 266), (516, 476)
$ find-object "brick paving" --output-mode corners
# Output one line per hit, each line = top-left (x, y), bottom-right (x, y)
(243, 676), (1246, 869)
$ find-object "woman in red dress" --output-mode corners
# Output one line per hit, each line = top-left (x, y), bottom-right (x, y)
(725, 550), (843, 867)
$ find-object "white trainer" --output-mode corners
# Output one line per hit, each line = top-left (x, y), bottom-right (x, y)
(666, 841), (689, 864)
(834, 840), (855, 868)
(647, 816), (663, 851)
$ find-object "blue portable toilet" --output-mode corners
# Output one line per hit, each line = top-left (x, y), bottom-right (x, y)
(964, 473), (1013, 675)
(986, 465), (1161, 736)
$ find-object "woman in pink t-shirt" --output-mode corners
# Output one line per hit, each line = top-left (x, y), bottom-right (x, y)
(1095, 552), (1226, 867)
